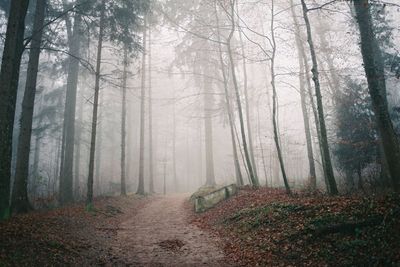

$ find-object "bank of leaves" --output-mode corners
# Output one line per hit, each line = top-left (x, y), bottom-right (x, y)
(191, 187), (400, 266)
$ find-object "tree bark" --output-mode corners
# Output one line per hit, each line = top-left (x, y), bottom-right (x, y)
(137, 18), (147, 195)
(173, 97), (178, 190)
(60, 9), (82, 205)
(301, 0), (338, 195)
(354, 0), (400, 192)
(226, 0), (258, 187)
(87, 0), (105, 205)
(11, 0), (46, 214)
(257, 102), (269, 186)
(204, 74), (216, 186)
(94, 93), (103, 195)
(290, 0), (317, 190)
(121, 47), (128, 196)
(270, 0), (291, 194)
(74, 75), (85, 199)
(214, 4), (243, 186)
(0, 0), (30, 219)
(148, 27), (155, 193)
(236, 0), (259, 185)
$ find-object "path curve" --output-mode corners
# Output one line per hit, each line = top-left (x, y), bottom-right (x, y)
(112, 194), (227, 266)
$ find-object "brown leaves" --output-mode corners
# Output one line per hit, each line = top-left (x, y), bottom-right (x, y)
(190, 187), (400, 266)
(0, 195), (147, 266)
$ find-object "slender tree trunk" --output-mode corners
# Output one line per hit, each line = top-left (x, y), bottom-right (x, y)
(316, 21), (340, 101)
(204, 75), (216, 187)
(269, 1), (291, 194)
(290, 0), (317, 190)
(74, 79), (84, 199)
(226, 0), (258, 187)
(87, 0), (105, 205)
(148, 27), (155, 193)
(11, 0), (46, 214)
(137, 18), (147, 195)
(121, 47), (128, 196)
(32, 134), (41, 198)
(198, 119), (203, 186)
(354, 0), (400, 192)
(302, 42), (328, 187)
(94, 92), (103, 195)
(236, 0), (259, 185)
(301, 0), (338, 195)
(214, 5), (243, 186)
(163, 160), (167, 195)
(0, 0), (30, 219)
(32, 134), (40, 181)
(257, 101), (269, 186)
(173, 98), (178, 190)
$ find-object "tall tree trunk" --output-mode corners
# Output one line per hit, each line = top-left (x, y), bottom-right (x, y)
(290, 0), (317, 190)
(173, 98), (178, 190)
(11, 0), (46, 214)
(214, 4), (243, 186)
(0, 0), (30, 220)
(86, 0), (105, 205)
(315, 18), (340, 104)
(204, 74), (216, 186)
(121, 47), (128, 196)
(236, 0), (259, 185)
(302, 40), (328, 187)
(354, 0), (400, 192)
(94, 92), (103, 195)
(32, 133), (41, 198)
(148, 27), (155, 193)
(257, 101), (269, 186)
(74, 78), (84, 199)
(32, 134), (40, 181)
(226, 0), (258, 187)
(300, 0), (338, 195)
(60, 10), (82, 205)
(137, 18), (147, 195)
(270, 0), (291, 194)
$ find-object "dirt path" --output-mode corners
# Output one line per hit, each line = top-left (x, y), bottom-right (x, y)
(111, 194), (227, 266)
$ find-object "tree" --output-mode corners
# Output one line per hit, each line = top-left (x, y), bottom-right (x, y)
(87, 0), (149, 204)
(121, 47), (128, 196)
(87, 0), (106, 205)
(333, 79), (377, 190)
(235, 0), (259, 185)
(300, 0), (338, 195)
(203, 64), (216, 186)
(268, 0), (290, 194)
(215, 2), (243, 186)
(11, 0), (47, 214)
(164, 0), (219, 187)
(148, 25), (155, 194)
(0, 0), (30, 219)
(137, 17), (147, 195)
(225, 0), (258, 187)
(59, 0), (83, 205)
(290, 0), (317, 190)
(353, 0), (400, 192)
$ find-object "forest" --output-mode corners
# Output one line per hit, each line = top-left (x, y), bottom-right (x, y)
(0, 0), (399, 266)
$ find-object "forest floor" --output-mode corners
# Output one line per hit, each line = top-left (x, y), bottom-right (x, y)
(0, 194), (228, 266)
(0, 188), (399, 266)
(191, 187), (400, 266)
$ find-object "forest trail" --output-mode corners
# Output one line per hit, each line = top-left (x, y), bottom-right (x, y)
(111, 194), (227, 266)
